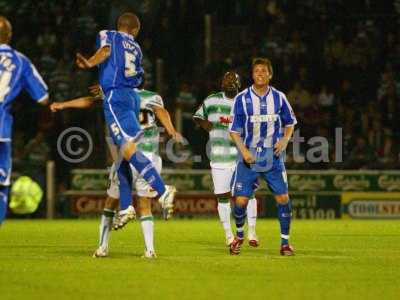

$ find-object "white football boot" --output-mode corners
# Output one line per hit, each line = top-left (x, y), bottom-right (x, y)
(113, 205), (136, 230)
(158, 185), (176, 220)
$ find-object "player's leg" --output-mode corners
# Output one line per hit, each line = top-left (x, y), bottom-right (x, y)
(135, 155), (163, 258)
(211, 167), (234, 245)
(230, 161), (258, 255)
(103, 89), (174, 217)
(247, 194), (259, 247)
(94, 196), (119, 257)
(264, 167), (294, 256)
(137, 196), (156, 258)
(113, 160), (136, 230)
(0, 142), (12, 225)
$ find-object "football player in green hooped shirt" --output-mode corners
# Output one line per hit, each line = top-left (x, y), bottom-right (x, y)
(51, 82), (182, 258)
(193, 72), (259, 247)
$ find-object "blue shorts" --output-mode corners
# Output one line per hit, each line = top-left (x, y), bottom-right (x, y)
(231, 148), (288, 197)
(0, 142), (12, 186)
(103, 88), (142, 146)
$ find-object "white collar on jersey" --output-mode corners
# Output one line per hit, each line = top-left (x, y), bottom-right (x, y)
(0, 44), (11, 49)
(250, 85), (271, 98)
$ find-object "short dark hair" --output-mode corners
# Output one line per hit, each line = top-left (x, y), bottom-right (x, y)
(252, 57), (273, 76)
(117, 13), (140, 31)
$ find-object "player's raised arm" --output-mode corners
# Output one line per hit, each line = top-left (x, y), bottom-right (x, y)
(76, 30), (112, 69)
(50, 96), (96, 112)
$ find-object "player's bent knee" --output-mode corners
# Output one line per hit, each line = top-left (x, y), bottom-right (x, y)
(275, 194), (289, 204)
(138, 197), (152, 217)
(235, 196), (249, 207)
(105, 196), (119, 210)
(121, 141), (137, 161)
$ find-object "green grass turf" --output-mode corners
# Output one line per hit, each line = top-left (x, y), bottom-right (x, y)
(0, 219), (399, 300)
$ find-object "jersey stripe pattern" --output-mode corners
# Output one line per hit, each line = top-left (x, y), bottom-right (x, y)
(0, 44), (48, 140)
(230, 86), (297, 149)
(135, 89), (164, 155)
(194, 92), (238, 168)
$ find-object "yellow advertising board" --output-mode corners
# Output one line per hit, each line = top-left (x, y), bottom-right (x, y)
(342, 192), (400, 219)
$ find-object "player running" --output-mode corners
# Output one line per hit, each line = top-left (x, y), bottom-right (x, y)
(51, 84), (182, 258)
(193, 72), (259, 247)
(229, 58), (297, 256)
(0, 16), (49, 225)
(75, 13), (175, 227)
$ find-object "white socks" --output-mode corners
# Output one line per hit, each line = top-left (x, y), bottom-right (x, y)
(140, 215), (155, 253)
(217, 202), (233, 239)
(247, 198), (257, 238)
(99, 209), (114, 250)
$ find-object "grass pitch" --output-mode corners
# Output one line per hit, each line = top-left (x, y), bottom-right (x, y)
(0, 219), (399, 300)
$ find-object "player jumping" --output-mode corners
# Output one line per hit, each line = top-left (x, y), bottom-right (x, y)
(229, 58), (297, 256)
(193, 72), (259, 247)
(74, 13), (175, 255)
(51, 83), (182, 258)
(0, 16), (49, 225)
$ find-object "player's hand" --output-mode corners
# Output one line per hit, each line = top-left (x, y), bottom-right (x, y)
(89, 84), (103, 98)
(242, 148), (256, 164)
(50, 102), (65, 112)
(76, 53), (92, 69)
(170, 131), (184, 144)
(274, 137), (289, 156)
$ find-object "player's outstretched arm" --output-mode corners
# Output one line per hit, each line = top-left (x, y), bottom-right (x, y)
(50, 96), (96, 112)
(153, 106), (183, 143)
(230, 132), (255, 164)
(76, 46), (111, 69)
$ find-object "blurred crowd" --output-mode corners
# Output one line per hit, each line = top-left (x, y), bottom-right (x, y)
(2, 0), (400, 181)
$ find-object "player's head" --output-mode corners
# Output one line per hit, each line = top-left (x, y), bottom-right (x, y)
(252, 57), (273, 87)
(0, 16), (12, 44)
(221, 71), (241, 98)
(117, 13), (141, 37)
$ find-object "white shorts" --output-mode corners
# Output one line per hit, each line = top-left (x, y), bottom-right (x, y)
(211, 166), (235, 195)
(107, 153), (162, 199)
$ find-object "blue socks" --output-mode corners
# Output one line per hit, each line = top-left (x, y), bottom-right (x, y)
(118, 160), (133, 210)
(0, 186), (9, 225)
(233, 204), (247, 239)
(278, 201), (292, 245)
(129, 151), (166, 196)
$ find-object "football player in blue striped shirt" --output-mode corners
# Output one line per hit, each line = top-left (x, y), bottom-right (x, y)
(229, 58), (297, 256)
(0, 16), (49, 225)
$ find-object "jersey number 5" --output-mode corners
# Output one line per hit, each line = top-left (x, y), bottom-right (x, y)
(0, 70), (12, 103)
(124, 52), (136, 78)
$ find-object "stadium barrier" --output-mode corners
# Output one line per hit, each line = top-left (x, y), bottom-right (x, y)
(61, 169), (400, 219)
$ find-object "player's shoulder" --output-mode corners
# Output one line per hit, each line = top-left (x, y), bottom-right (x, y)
(137, 89), (159, 98)
(234, 88), (249, 102)
(204, 91), (224, 102)
(98, 29), (116, 36)
(270, 86), (288, 102)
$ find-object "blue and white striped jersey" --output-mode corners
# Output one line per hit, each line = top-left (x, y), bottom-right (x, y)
(0, 44), (48, 141)
(229, 85), (297, 149)
(96, 30), (144, 94)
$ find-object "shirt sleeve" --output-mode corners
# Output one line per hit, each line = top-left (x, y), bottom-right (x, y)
(96, 30), (112, 49)
(22, 58), (48, 103)
(193, 102), (207, 120)
(229, 96), (245, 133)
(147, 94), (164, 109)
(280, 93), (297, 127)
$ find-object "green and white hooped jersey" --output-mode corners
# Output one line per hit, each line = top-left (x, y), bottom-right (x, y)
(135, 88), (164, 155)
(194, 92), (238, 168)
